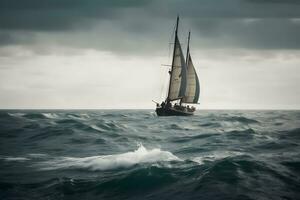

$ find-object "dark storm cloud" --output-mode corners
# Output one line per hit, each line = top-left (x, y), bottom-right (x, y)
(1, 0), (300, 31)
(191, 18), (300, 49)
(246, 0), (300, 4)
(0, 0), (300, 53)
(0, 0), (151, 30)
(162, 0), (300, 19)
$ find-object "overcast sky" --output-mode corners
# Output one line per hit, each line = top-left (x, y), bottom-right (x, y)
(0, 0), (300, 109)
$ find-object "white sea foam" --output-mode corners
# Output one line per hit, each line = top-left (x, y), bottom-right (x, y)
(40, 144), (181, 171)
(42, 113), (58, 119)
(28, 153), (47, 158)
(2, 157), (30, 161)
(90, 124), (105, 132)
(67, 113), (90, 120)
(191, 151), (243, 165)
(80, 113), (90, 118)
(7, 113), (25, 117)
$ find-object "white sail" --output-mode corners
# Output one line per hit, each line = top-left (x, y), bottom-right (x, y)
(167, 36), (187, 101)
(182, 53), (200, 103)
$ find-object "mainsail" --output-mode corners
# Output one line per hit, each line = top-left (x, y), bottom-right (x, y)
(167, 17), (187, 101)
(182, 31), (200, 104)
(167, 35), (187, 101)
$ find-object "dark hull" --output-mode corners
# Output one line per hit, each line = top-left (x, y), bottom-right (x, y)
(156, 107), (194, 116)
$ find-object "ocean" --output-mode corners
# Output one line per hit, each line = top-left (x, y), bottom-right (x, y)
(0, 110), (299, 200)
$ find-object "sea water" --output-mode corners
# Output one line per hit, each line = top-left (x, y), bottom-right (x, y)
(0, 110), (299, 199)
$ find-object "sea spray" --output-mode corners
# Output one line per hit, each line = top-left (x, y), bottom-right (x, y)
(38, 144), (181, 171)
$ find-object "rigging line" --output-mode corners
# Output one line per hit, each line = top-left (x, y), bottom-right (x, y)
(158, 63), (170, 100)
(160, 68), (169, 100)
(168, 20), (177, 61)
(158, 64), (165, 100)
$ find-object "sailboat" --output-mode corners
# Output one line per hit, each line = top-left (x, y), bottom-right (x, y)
(155, 16), (200, 116)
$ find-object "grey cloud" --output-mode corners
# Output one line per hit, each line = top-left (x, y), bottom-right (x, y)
(0, 0), (300, 54)
(190, 18), (300, 49)
(246, 0), (300, 4)
(1, 0), (300, 31)
(162, 0), (300, 19)
(0, 31), (35, 46)
(0, 0), (151, 31)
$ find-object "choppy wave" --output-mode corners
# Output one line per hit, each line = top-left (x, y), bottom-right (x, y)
(38, 144), (181, 171)
(191, 151), (244, 165)
(0, 156), (30, 161)
(23, 113), (49, 119)
(7, 112), (25, 117)
(42, 113), (59, 119)
(0, 110), (299, 200)
(225, 116), (260, 124)
(280, 127), (300, 139)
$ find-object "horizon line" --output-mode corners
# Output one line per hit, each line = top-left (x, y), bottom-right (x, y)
(0, 108), (299, 111)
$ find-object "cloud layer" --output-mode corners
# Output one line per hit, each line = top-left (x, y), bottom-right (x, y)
(0, 0), (299, 109)
(1, 0), (300, 55)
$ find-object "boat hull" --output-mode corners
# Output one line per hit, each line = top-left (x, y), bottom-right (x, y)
(155, 107), (194, 116)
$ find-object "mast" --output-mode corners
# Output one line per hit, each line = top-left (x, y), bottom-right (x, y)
(186, 31), (191, 67)
(180, 31), (191, 105)
(181, 29), (200, 105)
(167, 16), (179, 102)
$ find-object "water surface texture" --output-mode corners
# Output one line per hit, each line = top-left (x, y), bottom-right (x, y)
(0, 110), (299, 200)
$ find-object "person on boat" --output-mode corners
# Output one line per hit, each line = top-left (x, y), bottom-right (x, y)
(161, 101), (166, 108)
(174, 103), (181, 110)
(166, 100), (172, 108)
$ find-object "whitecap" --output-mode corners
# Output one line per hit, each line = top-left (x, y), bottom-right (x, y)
(42, 113), (58, 119)
(28, 153), (47, 158)
(39, 144), (181, 171)
(191, 151), (244, 165)
(2, 157), (30, 161)
(67, 114), (87, 121)
(89, 124), (105, 132)
(80, 113), (90, 118)
(7, 113), (25, 117)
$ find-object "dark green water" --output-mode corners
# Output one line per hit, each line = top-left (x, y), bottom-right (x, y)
(0, 110), (299, 200)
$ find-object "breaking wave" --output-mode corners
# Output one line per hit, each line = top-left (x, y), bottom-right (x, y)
(0, 156), (30, 161)
(39, 144), (181, 171)
(191, 151), (244, 165)
(41, 113), (59, 119)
